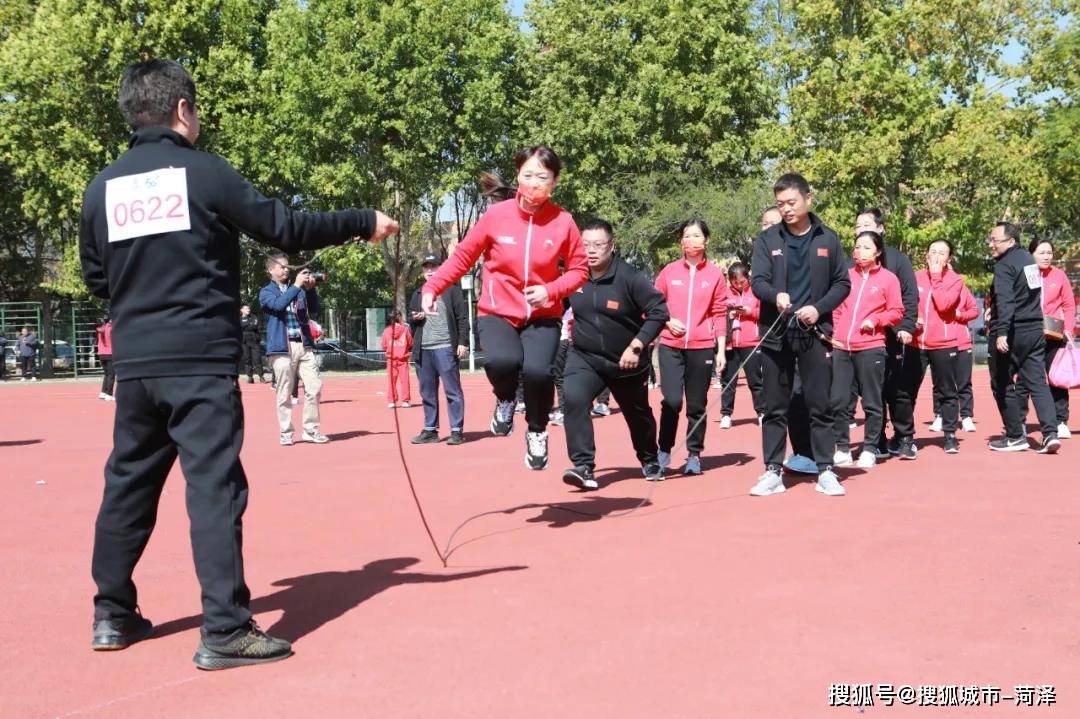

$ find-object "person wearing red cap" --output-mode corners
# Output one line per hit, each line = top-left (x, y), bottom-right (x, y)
(421, 146), (587, 470)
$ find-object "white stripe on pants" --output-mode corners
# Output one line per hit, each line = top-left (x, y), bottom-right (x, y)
(271, 342), (322, 435)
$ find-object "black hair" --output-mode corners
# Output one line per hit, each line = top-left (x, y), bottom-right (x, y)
(854, 230), (885, 256)
(118, 60), (196, 130)
(478, 145), (563, 201)
(265, 253), (288, 269)
(678, 218), (711, 240)
(727, 261), (748, 280)
(1028, 237), (1053, 254)
(580, 217), (613, 241)
(857, 207), (884, 226)
(995, 221), (1021, 244)
(773, 173), (811, 196)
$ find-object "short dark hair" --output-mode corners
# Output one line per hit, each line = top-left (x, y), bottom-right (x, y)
(855, 230), (885, 256)
(678, 218), (711, 240)
(1028, 237), (1052, 254)
(119, 60), (197, 130)
(773, 173), (811, 196)
(857, 207), (884, 226)
(580, 218), (613, 241)
(727, 261), (748, 280)
(929, 239), (955, 258)
(514, 145), (562, 178)
(995, 221), (1021, 244)
(265, 253), (288, 270)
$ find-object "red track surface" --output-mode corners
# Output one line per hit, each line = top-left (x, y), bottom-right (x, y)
(2, 371), (1077, 718)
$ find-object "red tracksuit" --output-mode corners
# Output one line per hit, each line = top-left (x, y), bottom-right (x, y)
(381, 323), (412, 404)
(831, 264), (904, 352)
(1040, 266), (1076, 338)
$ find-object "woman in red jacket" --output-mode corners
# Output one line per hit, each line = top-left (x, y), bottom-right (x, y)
(96, 318), (116, 401)
(913, 240), (965, 456)
(931, 283), (980, 433)
(830, 231), (904, 468)
(1019, 239), (1075, 438)
(381, 312), (412, 408)
(421, 146), (587, 470)
(654, 219), (728, 475)
(719, 261), (764, 428)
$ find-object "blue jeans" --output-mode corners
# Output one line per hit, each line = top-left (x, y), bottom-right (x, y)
(416, 347), (465, 431)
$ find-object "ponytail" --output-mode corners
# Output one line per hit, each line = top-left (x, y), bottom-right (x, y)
(478, 171), (516, 201)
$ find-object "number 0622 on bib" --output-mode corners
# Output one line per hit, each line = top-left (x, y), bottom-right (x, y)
(105, 167), (191, 243)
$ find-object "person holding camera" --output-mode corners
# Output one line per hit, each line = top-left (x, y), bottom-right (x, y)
(79, 60), (398, 670)
(261, 255), (329, 446)
(239, 304), (265, 383)
(16, 326), (38, 381)
(96, 317), (115, 400)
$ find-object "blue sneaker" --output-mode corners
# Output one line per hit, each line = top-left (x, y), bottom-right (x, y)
(657, 450), (671, 469)
(683, 454), (702, 475)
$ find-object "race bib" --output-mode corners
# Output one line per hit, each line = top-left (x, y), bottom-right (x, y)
(1023, 264), (1042, 290)
(105, 167), (191, 242)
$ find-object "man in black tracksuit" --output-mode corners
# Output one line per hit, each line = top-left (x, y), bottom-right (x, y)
(853, 209), (920, 459)
(750, 174), (851, 497)
(239, 304), (265, 383)
(985, 222), (1060, 453)
(560, 219), (669, 490)
(79, 60), (397, 669)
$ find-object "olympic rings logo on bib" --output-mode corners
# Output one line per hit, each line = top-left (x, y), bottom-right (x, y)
(105, 167), (192, 242)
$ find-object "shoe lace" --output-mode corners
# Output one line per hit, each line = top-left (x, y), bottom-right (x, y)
(527, 431), (547, 455)
(496, 399), (514, 422)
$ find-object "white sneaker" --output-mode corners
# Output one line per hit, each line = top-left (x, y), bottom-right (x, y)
(302, 430), (330, 444)
(848, 422), (857, 430)
(20, 377), (26, 382)
(961, 417), (977, 433)
(750, 466), (786, 496)
(387, 402), (396, 408)
(783, 454), (818, 474)
(104, 395), (115, 402)
(525, 431), (549, 470)
(815, 469), (846, 496)
(719, 415), (732, 429)
(833, 450), (853, 466)
(290, 397), (298, 406)
(856, 451), (876, 469)
(929, 416), (942, 432)
(98, 392), (108, 399)
(758, 414), (764, 426)
(401, 401), (411, 408)
(30, 377), (37, 382)
(1058, 423), (1072, 439)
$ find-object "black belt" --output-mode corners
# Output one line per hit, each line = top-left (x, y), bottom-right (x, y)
(289, 337), (303, 343)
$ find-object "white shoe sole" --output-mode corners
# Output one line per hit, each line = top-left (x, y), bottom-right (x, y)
(815, 484), (846, 496)
(750, 483), (786, 497)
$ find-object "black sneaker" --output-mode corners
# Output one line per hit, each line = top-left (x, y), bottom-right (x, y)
(525, 431), (549, 470)
(410, 429), (439, 444)
(874, 441), (892, 461)
(944, 433), (959, 454)
(897, 438), (917, 460)
(887, 436), (902, 457)
(447, 430), (464, 446)
(642, 462), (665, 481)
(491, 400), (515, 437)
(193, 621), (292, 671)
(91, 613), (153, 651)
(989, 436), (1029, 452)
(246, 376), (254, 384)
(1037, 435), (1061, 455)
(562, 465), (598, 490)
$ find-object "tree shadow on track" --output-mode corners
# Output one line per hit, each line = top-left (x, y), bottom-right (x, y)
(152, 558), (525, 642)
(0, 439), (42, 447)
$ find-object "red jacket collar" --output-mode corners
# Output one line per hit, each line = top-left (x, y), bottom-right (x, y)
(681, 256), (709, 271)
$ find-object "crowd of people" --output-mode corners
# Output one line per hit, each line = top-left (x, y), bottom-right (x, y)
(68, 59), (1075, 672)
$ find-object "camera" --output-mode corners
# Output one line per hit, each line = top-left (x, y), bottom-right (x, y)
(310, 271), (327, 284)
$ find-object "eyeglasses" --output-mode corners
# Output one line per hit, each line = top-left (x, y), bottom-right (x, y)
(583, 242), (611, 250)
(985, 236), (1010, 245)
(519, 172), (553, 183)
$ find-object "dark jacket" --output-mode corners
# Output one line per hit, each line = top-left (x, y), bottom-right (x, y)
(408, 282), (469, 362)
(17, 332), (38, 357)
(881, 245), (919, 336)
(79, 127), (375, 380)
(751, 213), (851, 349)
(990, 243), (1043, 338)
(240, 314), (260, 344)
(569, 257), (669, 377)
(259, 283), (320, 354)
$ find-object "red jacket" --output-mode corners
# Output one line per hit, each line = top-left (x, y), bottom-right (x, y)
(726, 284), (760, 349)
(955, 285), (979, 351)
(422, 195), (587, 327)
(381, 323), (412, 362)
(1040, 266), (1076, 338)
(914, 268), (965, 350)
(832, 264), (904, 351)
(96, 322), (113, 357)
(655, 258), (728, 350)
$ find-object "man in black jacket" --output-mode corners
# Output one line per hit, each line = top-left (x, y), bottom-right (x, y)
(239, 304), (264, 383)
(749, 174), (852, 497)
(561, 219), (669, 490)
(853, 209), (922, 460)
(79, 60), (398, 669)
(408, 254), (469, 445)
(985, 222), (1060, 454)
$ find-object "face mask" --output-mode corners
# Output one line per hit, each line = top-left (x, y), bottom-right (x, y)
(517, 185), (551, 207)
(681, 238), (706, 255)
(853, 252), (877, 268)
